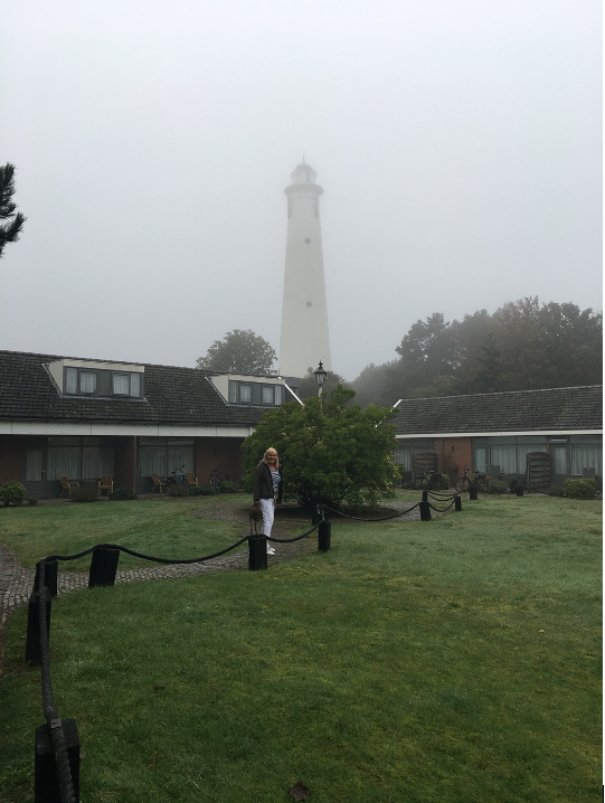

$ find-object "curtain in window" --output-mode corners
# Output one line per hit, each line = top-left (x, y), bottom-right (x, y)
(239, 384), (251, 402)
(26, 450), (43, 481)
(571, 443), (602, 476)
(262, 385), (274, 404)
(473, 445), (487, 473)
(79, 372), (96, 393)
(81, 446), (114, 479)
(551, 445), (568, 475)
(65, 367), (77, 394)
(490, 444), (517, 474)
(112, 374), (130, 395)
(130, 373), (141, 397)
(48, 447), (80, 479)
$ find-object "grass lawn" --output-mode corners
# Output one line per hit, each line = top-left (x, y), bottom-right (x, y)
(0, 493), (601, 802)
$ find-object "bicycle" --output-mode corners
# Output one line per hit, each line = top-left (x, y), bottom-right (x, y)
(209, 467), (223, 494)
(455, 466), (486, 493)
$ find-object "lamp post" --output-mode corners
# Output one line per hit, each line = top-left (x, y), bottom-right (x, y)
(314, 360), (327, 401)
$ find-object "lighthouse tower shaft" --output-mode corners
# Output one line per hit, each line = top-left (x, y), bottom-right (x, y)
(279, 161), (332, 378)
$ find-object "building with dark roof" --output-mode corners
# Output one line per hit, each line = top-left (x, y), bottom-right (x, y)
(0, 350), (297, 498)
(393, 386), (602, 489)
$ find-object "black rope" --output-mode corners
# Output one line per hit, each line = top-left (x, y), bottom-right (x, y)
(426, 490), (456, 501)
(45, 535), (250, 567)
(267, 522), (320, 543)
(428, 499), (456, 513)
(38, 562), (77, 803)
(323, 502), (420, 522)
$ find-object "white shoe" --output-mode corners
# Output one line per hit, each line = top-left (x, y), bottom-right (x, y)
(266, 546), (276, 556)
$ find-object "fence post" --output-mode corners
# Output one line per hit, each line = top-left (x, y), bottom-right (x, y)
(454, 494), (462, 512)
(25, 592), (52, 665)
(88, 547), (120, 588)
(318, 520), (331, 552)
(469, 485), (478, 501)
(419, 501), (431, 521)
(421, 490), (428, 502)
(34, 718), (80, 803)
(34, 559), (58, 597)
(311, 504), (322, 525)
(248, 535), (268, 570)
(515, 486), (524, 497)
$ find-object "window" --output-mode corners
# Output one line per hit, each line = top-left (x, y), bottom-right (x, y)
(47, 437), (113, 480)
(139, 440), (193, 477)
(228, 381), (284, 406)
(570, 437), (602, 476)
(79, 371), (97, 394)
(65, 367), (78, 394)
(112, 373), (130, 395)
(64, 366), (143, 398)
(26, 450), (44, 482)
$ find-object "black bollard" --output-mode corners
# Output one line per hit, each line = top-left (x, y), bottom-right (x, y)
(454, 494), (462, 512)
(419, 501), (431, 521)
(248, 535), (267, 570)
(311, 505), (322, 525)
(421, 490), (428, 502)
(88, 546), (120, 588)
(34, 559), (58, 597)
(469, 485), (478, 501)
(318, 520), (331, 552)
(25, 592), (52, 665)
(35, 718), (80, 803)
(515, 486), (524, 497)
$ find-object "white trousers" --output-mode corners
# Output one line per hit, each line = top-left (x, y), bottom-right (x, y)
(259, 498), (275, 538)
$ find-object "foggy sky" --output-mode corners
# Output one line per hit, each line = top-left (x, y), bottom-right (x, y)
(1, 1), (601, 381)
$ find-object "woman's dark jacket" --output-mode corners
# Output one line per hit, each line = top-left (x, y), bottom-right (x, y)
(253, 461), (283, 502)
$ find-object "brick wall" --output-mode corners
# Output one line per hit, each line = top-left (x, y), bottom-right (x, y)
(0, 435), (25, 484)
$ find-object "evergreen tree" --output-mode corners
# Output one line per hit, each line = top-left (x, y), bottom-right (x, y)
(0, 163), (26, 258)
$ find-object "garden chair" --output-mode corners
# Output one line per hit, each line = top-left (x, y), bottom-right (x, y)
(185, 472), (198, 488)
(98, 475), (114, 495)
(59, 476), (79, 498)
(151, 475), (166, 494)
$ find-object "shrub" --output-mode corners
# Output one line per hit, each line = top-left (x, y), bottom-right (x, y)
(481, 478), (510, 494)
(188, 485), (213, 496)
(108, 488), (137, 501)
(0, 481), (25, 506)
(507, 476), (525, 493)
(562, 478), (597, 499)
(414, 472), (449, 491)
(220, 480), (241, 494)
(168, 483), (189, 497)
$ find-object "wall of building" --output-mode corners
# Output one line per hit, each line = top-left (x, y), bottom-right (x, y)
(436, 438), (473, 483)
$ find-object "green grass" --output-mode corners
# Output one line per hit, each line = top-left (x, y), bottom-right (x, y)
(0, 493), (601, 802)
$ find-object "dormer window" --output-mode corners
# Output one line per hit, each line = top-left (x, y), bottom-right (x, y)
(228, 380), (284, 406)
(62, 365), (143, 398)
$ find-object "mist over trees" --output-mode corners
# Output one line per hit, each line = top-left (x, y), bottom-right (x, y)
(196, 329), (276, 374)
(351, 298), (602, 406)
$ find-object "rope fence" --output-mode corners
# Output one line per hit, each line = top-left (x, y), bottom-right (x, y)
(25, 488), (471, 801)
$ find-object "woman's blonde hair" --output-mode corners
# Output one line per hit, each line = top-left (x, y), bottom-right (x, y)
(262, 447), (280, 469)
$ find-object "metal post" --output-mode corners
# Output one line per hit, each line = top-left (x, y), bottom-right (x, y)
(34, 559), (58, 597)
(318, 520), (331, 552)
(248, 535), (267, 570)
(419, 501), (431, 521)
(25, 592), (52, 665)
(34, 718), (80, 803)
(88, 547), (120, 588)
(454, 494), (462, 512)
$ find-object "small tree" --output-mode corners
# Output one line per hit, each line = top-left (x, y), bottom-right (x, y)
(196, 329), (277, 374)
(0, 163), (26, 258)
(242, 386), (398, 508)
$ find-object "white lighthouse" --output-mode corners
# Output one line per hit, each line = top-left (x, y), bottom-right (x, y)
(279, 159), (332, 379)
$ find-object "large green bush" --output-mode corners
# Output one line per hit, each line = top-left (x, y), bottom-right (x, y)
(242, 386), (398, 508)
(562, 478), (597, 499)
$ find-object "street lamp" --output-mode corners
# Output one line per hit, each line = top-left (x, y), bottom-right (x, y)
(314, 360), (327, 400)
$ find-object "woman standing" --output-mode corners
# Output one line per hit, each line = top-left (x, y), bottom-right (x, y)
(252, 447), (283, 555)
